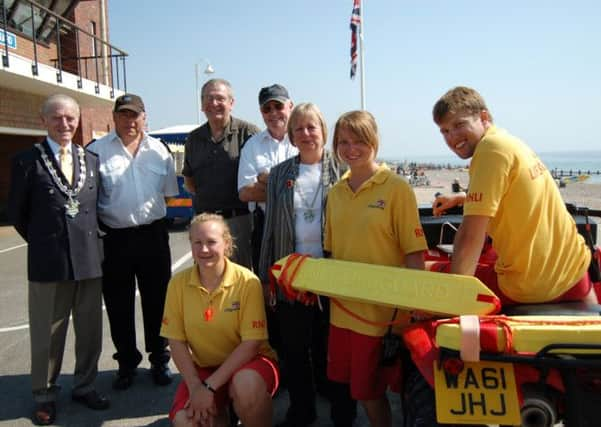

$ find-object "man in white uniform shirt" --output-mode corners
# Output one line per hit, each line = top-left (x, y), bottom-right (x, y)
(88, 94), (178, 391)
(238, 84), (298, 272)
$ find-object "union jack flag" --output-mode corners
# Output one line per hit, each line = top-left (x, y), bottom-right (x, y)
(350, 0), (361, 79)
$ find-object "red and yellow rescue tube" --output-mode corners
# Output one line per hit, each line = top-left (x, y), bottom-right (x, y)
(270, 253), (500, 316)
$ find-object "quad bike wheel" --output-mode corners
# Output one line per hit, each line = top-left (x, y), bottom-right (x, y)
(402, 366), (487, 427)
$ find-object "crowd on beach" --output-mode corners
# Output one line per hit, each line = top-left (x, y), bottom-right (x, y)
(6, 82), (599, 427)
(409, 167), (601, 211)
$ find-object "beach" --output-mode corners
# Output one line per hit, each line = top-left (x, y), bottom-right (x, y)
(412, 168), (601, 210)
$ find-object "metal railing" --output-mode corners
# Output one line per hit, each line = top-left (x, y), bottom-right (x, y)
(1, 0), (128, 97)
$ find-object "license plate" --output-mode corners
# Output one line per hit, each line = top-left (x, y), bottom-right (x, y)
(434, 360), (521, 425)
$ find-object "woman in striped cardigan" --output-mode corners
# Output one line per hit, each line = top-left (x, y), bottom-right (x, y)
(258, 103), (355, 427)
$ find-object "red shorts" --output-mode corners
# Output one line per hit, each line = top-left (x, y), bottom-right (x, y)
(169, 356), (279, 421)
(327, 325), (401, 401)
(429, 261), (592, 305)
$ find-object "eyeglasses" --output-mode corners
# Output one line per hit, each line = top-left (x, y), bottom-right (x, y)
(203, 95), (229, 104)
(261, 102), (286, 114)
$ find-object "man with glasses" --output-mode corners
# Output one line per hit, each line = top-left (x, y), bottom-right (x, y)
(183, 78), (259, 268)
(88, 94), (179, 391)
(238, 84), (298, 272)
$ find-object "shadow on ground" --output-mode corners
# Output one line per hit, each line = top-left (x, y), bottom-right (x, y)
(0, 370), (176, 427)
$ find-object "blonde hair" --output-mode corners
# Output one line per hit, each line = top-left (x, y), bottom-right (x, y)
(287, 103), (328, 146)
(332, 110), (379, 162)
(189, 213), (235, 257)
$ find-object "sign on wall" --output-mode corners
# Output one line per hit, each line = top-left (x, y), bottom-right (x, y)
(0, 30), (17, 49)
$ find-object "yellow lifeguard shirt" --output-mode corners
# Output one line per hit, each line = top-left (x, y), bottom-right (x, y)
(324, 165), (428, 336)
(160, 259), (276, 367)
(465, 126), (590, 302)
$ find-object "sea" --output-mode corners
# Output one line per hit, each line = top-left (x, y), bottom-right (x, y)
(394, 150), (601, 184)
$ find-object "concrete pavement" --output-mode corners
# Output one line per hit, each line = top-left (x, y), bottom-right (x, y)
(0, 224), (397, 426)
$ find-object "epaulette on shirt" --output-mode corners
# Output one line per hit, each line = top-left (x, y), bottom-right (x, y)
(155, 137), (172, 154)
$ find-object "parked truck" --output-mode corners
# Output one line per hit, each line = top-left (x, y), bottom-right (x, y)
(149, 125), (197, 223)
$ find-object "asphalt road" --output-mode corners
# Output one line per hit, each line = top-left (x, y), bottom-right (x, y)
(0, 223), (396, 427)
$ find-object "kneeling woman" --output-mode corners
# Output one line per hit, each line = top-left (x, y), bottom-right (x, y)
(161, 213), (279, 427)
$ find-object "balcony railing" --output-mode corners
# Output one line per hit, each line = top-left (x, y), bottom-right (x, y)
(1, 0), (128, 98)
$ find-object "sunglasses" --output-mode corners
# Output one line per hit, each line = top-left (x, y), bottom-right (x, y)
(261, 102), (286, 114)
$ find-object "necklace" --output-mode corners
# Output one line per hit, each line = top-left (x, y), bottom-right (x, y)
(36, 144), (86, 218)
(295, 169), (322, 223)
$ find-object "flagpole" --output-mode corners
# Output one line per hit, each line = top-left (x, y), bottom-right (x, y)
(359, 0), (366, 110)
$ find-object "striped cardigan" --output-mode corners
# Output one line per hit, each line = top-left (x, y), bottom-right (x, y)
(258, 151), (342, 293)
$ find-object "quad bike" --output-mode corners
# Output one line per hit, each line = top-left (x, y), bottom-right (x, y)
(269, 205), (601, 427)
(400, 204), (601, 427)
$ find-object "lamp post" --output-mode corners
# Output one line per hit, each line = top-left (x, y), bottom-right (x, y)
(195, 60), (215, 124)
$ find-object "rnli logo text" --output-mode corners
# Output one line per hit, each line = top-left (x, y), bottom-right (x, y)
(224, 301), (241, 312)
(368, 199), (386, 209)
(528, 161), (547, 180)
(252, 320), (265, 329)
(466, 192), (483, 203)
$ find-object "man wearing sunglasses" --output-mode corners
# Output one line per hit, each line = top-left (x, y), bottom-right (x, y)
(238, 84), (298, 273)
(237, 84), (297, 363)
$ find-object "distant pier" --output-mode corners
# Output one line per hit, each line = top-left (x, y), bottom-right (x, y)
(551, 168), (601, 178)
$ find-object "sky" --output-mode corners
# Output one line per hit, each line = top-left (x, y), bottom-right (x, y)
(108, 0), (601, 161)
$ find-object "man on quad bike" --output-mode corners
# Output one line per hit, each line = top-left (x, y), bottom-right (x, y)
(430, 86), (595, 306)
(401, 86), (599, 427)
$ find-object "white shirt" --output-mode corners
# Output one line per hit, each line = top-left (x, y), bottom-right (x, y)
(294, 163), (323, 258)
(88, 131), (179, 228)
(237, 129), (298, 211)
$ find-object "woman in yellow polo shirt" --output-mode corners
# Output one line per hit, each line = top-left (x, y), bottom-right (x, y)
(160, 213), (278, 427)
(324, 110), (427, 427)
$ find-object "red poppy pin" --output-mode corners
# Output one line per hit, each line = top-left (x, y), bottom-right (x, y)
(286, 179), (294, 189)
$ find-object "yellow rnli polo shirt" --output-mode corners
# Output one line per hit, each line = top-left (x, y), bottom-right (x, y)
(161, 259), (276, 367)
(324, 165), (428, 336)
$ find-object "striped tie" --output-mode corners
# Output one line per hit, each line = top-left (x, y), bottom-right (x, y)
(59, 146), (73, 185)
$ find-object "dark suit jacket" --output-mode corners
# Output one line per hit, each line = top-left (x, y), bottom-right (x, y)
(7, 140), (103, 282)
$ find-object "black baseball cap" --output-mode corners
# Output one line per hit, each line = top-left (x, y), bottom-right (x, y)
(258, 84), (290, 106)
(114, 94), (145, 113)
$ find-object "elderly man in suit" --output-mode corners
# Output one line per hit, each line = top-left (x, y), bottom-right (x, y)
(7, 94), (109, 425)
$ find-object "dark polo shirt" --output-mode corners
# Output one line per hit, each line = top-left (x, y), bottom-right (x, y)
(183, 116), (259, 213)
